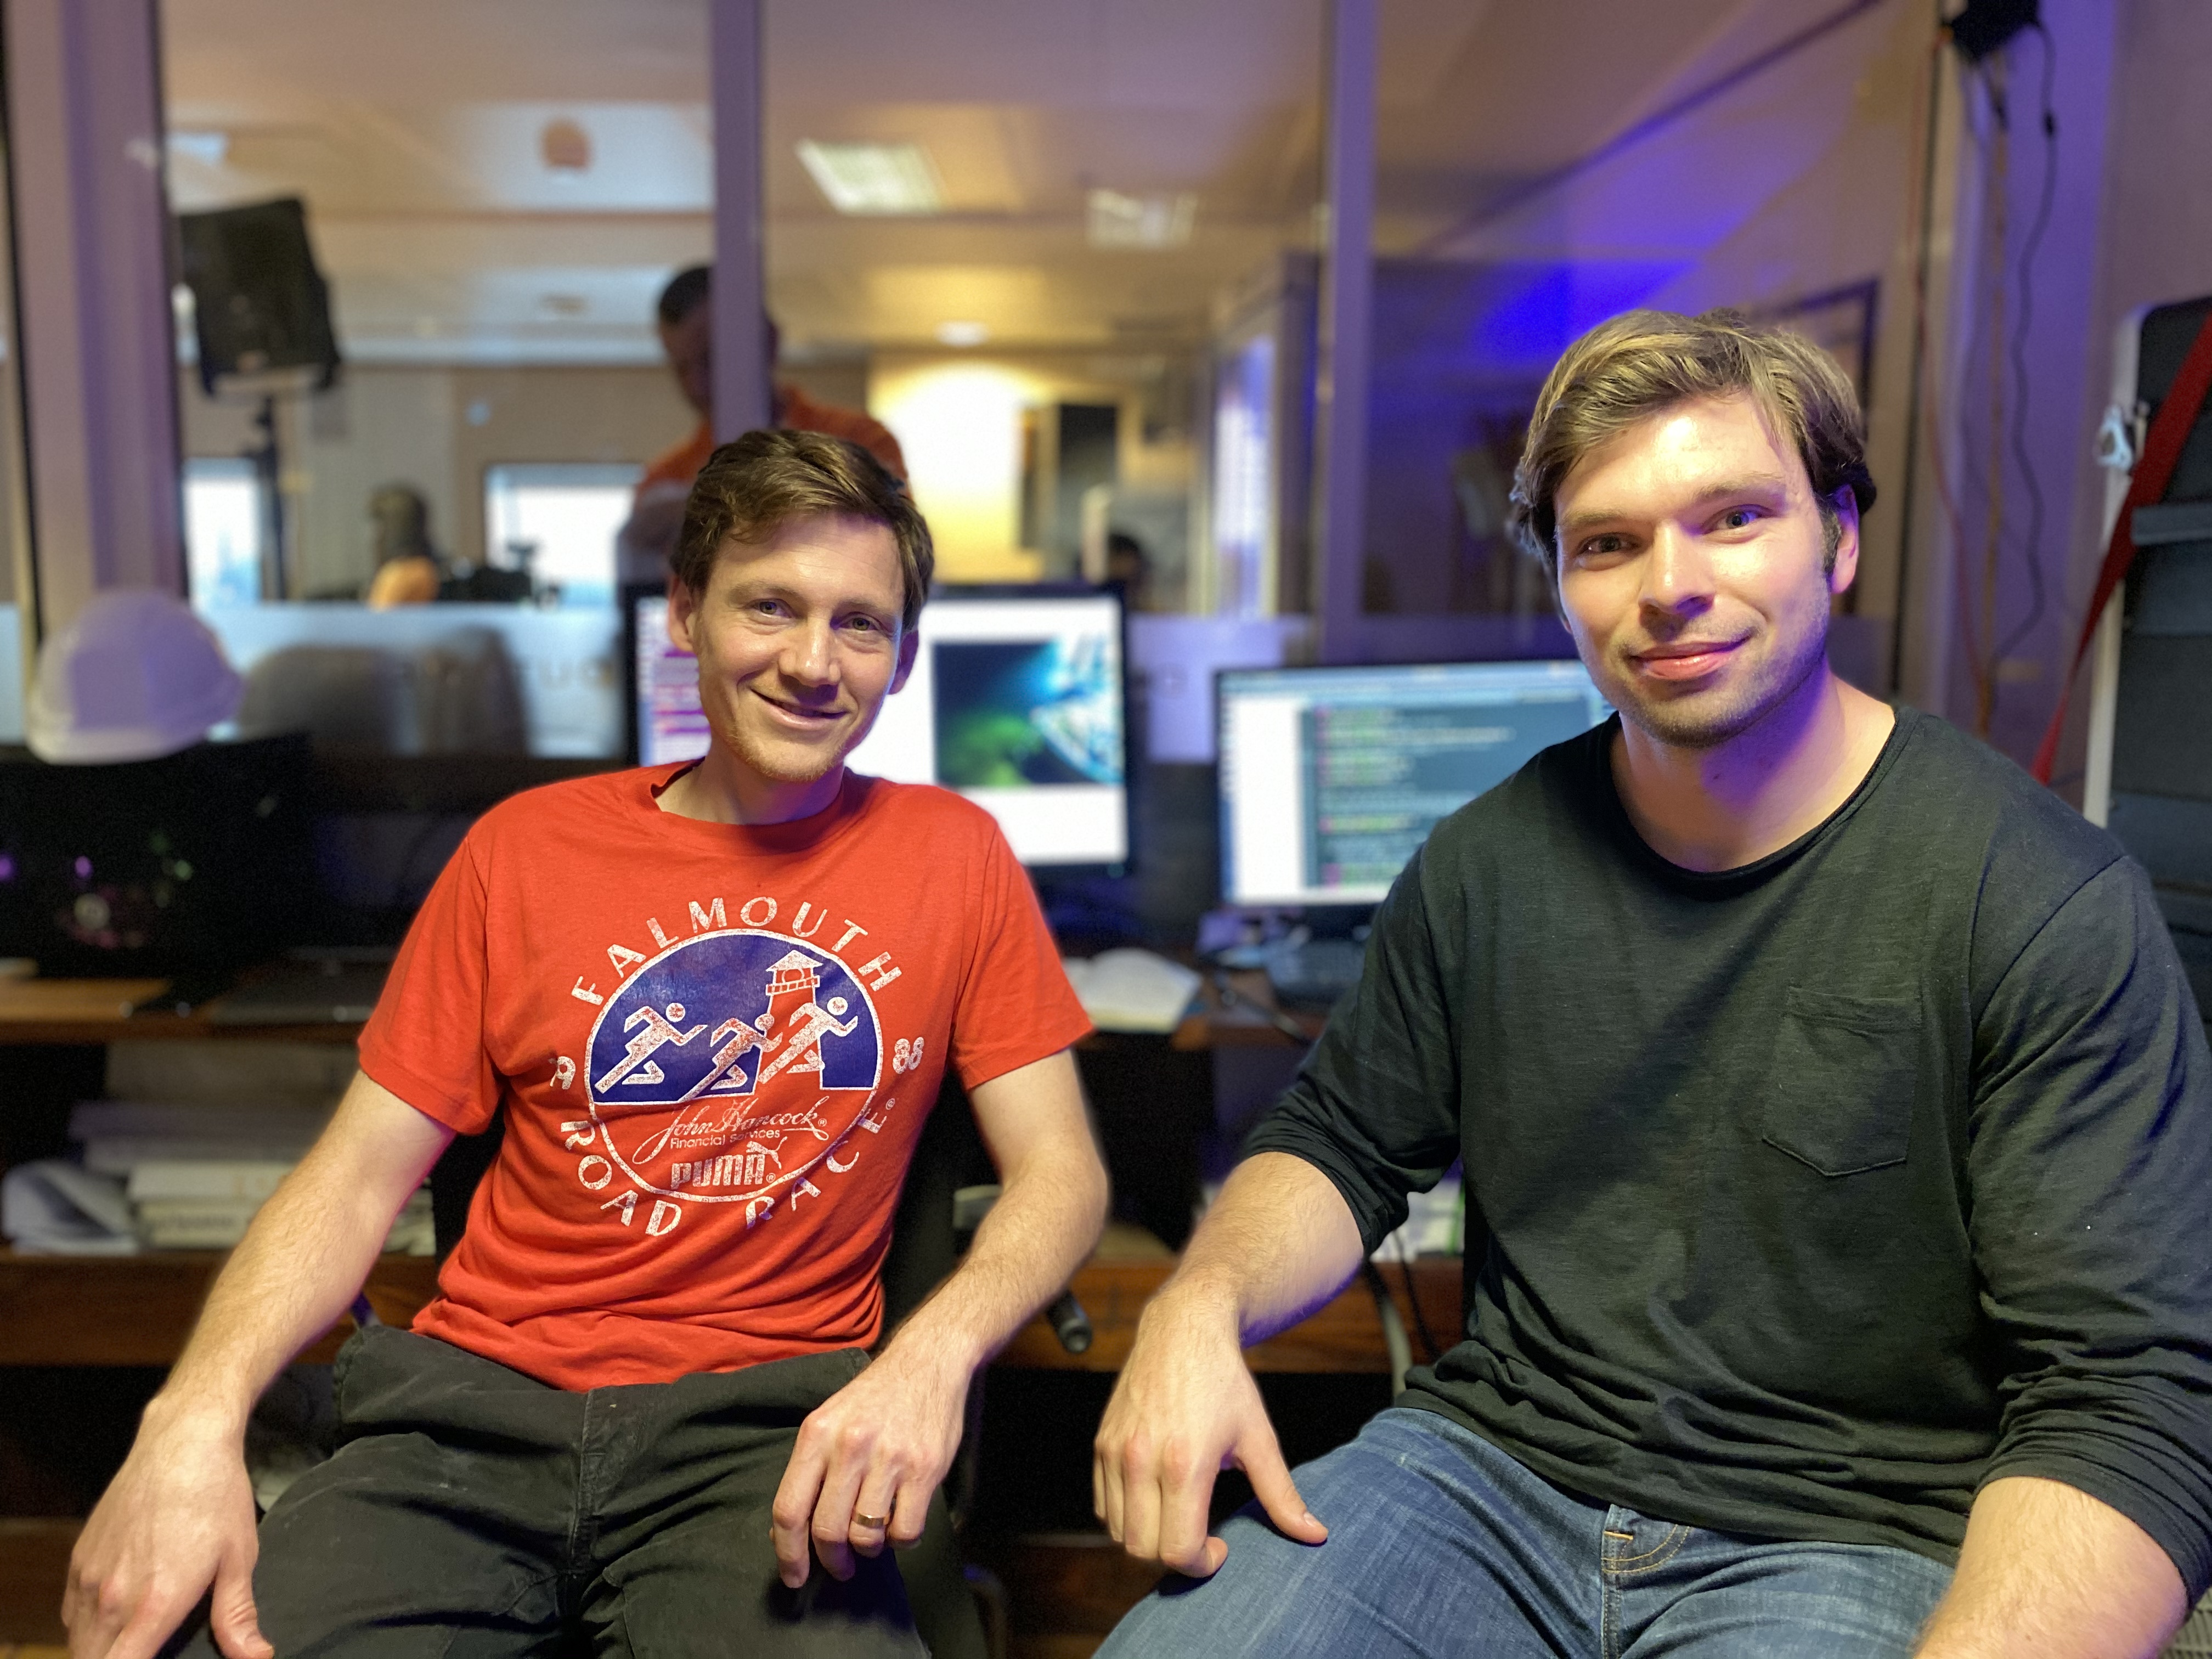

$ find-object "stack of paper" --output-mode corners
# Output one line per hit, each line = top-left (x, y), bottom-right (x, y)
(54, 1101), (434, 1255)
(129, 1159), (294, 1250)
(129, 1179), (432, 1254)
(70, 1101), (331, 1175)
(1061, 949), (1201, 1033)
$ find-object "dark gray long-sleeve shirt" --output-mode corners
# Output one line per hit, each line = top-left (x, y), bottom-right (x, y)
(1248, 707), (2212, 1592)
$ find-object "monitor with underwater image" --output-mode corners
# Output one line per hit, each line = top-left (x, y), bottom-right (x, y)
(629, 584), (1128, 869)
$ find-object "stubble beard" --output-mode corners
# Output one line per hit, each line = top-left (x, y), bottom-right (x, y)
(702, 683), (859, 788)
(718, 716), (848, 787)
(1610, 607), (1831, 752)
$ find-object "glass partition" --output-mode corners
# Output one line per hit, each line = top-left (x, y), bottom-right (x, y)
(162, 0), (709, 758)
(760, 0), (1327, 622)
(483, 462), (642, 608)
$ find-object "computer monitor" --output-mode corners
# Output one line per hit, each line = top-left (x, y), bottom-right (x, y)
(0, 733), (317, 977)
(1217, 659), (1611, 909)
(627, 584), (1130, 869)
(628, 586), (713, 768)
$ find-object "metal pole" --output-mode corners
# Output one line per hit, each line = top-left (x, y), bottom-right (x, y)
(1313, 0), (1375, 660)
(709, 0), (772, 441)
(4, 0), (184, 633)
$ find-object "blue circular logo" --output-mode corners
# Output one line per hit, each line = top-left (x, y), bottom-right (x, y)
(583, 929), (883, 1203)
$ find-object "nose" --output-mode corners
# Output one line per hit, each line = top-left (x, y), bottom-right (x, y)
(1639, 521), (1716, 620)
(779, 617), (839, 690)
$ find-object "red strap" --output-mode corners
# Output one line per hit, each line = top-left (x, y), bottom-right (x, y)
(2033, 307), (2212, 782)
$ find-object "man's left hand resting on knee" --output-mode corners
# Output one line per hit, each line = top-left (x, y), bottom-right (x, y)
(66, 430), (1108, 1659)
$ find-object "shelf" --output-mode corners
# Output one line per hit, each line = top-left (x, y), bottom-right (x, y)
(0, 1249), (1460, 1375)
(0, 978), (363, 1046)
(0, 1251), (438, 1367)
(0, 1517), (73, 1643)
(0, 970), (1327, 1052)
(998, 1255), (1462, 1373)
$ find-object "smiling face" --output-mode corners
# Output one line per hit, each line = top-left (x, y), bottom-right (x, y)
(669, 512), (917, 804)
(1552, 392), (1857, 751)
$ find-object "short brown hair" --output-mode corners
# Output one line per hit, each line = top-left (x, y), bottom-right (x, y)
(1507, 308), (1876, 573)
(673, 428), (934, 629)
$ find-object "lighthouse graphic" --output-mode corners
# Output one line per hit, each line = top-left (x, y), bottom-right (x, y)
(580, 928), (885, 1204)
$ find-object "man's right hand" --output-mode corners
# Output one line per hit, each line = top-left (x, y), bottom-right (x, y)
(64, 1410), (271, 1659)
(1093, 1286), (1328, 1578)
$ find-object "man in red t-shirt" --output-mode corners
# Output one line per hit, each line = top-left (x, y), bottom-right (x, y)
(68, 431), (1107, 1659)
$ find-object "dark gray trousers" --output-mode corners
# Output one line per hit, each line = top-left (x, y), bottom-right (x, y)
(183, 1324), (929, 1659)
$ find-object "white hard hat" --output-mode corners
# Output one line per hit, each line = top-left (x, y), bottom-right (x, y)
(26, 589), (243, 764)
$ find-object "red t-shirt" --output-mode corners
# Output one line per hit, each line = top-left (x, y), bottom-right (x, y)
(358, 766), (1090, 1390)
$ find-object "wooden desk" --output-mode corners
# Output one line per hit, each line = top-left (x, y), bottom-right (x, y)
(0, 1249), (438, 1367)
(0, 972), (1318, 1051)
(1166, 969), (1327, 1051)
(0, 977), (364, 1046)
(0, 976), (1392, 1373)
(1002, 1252), (1462, 1372)
(0, 1246), (1462, 1374)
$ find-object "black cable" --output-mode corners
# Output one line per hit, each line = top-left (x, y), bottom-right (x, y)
(1995, 21), (2058, 668)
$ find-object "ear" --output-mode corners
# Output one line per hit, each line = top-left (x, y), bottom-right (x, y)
(1827, 489), (1862, 597)
(667, 578), (701, 654)
(888, 625), (921, 695)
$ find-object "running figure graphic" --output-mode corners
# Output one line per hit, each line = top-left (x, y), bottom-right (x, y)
(593, 1002), (708, 1093)
(756, 996), (860, 1088)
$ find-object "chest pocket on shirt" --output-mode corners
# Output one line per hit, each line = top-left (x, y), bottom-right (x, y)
(1760, 988), (1919, 1177)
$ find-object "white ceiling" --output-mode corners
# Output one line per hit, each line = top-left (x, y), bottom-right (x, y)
(160, 0), (1865, 364)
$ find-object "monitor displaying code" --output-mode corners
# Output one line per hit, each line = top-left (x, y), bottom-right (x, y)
(1218, 659), (1611, 907)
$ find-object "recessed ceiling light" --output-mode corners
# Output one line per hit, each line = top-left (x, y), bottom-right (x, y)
(936, 320), (989, 347)
(796, 140), (943, 215)
(1088, 189), (1197, 250)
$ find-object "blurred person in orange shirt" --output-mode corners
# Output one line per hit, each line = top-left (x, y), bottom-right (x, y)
(621, 267), (906, 588)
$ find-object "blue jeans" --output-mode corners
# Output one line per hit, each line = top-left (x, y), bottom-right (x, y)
(1098, 1408), (1951, 1659)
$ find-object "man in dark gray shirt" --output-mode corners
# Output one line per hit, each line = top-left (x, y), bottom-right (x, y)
(1093, 309), (2212, 1658)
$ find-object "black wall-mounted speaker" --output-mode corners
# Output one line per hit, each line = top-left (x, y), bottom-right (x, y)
(177, 196), (341, 397)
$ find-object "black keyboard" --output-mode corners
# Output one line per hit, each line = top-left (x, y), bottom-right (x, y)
(1263, 938), (1367, 1008)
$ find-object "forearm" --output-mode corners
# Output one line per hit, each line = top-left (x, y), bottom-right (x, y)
(884, 1129), (1107, 1375)
(882, 1049), (1109, 1376)
(156, 1170), (398, 1435)
(1150, 1150), (1365, 1346)
(153, 1072), (452, 1440)
(1915, 1476), (2188, 1659)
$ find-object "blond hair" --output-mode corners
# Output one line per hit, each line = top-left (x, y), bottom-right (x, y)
(1506, 308), (1875, 573)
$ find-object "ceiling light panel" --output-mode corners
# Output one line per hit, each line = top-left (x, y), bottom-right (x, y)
(1087, 189), (1197, 250)
(797, 140), (944, 215)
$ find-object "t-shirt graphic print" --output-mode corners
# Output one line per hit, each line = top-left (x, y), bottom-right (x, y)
(358, 765), (1090, 1391)
(581, 926), (894, 1236)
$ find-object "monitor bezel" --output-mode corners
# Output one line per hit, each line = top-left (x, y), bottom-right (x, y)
(1212, 656), (1606, 911)
(907, 582), (1135, 876)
